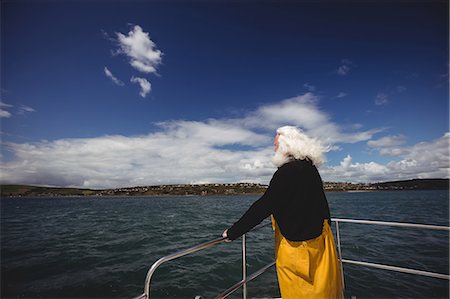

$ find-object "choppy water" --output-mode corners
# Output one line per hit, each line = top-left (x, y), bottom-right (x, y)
(1, 190), (448, 298)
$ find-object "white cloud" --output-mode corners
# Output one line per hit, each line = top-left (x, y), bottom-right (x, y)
(1, 93), (446, 188)
(157, 119), (269, 147)
(107, 25), (162, 96)
(0, 123), (274, 188)
(17, 105), (35, 115)
(367, 134), (407, 148)
(0, 101), (12, 118)
(389, 133), (449, 176)
(378, 147), (409, 157)
(323, 155), (389, 182)
(130, 76), (151, 98)
(104, 67), (124, 86)
(0, 102), (35, 117)
(241, 93), (382, 145)
(0, 101), (12, 108)
(0, 109), (11, 118)
(115, 25), (162, 74)
(375, 93), (389, 105)
(322, 133), (449, 182)
(337, 92), (347, 98)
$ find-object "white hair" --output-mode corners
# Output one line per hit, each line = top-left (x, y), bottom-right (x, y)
(272, 126), (328, 168)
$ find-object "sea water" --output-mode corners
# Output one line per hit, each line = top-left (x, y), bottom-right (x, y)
(1, 190), (448, 298)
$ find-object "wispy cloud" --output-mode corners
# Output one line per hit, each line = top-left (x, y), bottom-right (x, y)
(336, 59), (354, 76)
(374, 85), (406, 106)
(303, 83), (316, 92)
(0, 102), (12, 118)
(336, 92), (347, 98)
(396, 85), (406, 93)
(0, 102), (35, 118)
(367, 134), (407, 148)
(130, 76), (151, 98)
(375, 93), (389, 105)
(104, 67), (124, 86)
(115, 25), (163, 74)
(17, 104), (35, 115)
(337, 65), (350, 76)
(0, 101), (12, 108)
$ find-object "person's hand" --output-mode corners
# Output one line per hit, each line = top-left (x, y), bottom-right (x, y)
(222, 229), (231, 242)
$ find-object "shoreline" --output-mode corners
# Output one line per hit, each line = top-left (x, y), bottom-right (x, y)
(2, 179), (448, 198)
(2, 188), (448, 199)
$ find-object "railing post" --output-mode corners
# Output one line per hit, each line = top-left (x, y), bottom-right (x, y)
(242, 234), (247, 299)
(335, 221), (345, 293)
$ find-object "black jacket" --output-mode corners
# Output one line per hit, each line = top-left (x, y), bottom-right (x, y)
(227, 159), (330, 241)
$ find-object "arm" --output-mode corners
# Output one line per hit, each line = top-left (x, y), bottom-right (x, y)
(225, 168), (284, 240)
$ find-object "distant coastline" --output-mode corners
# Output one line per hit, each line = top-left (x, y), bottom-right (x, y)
(1, 179), (448, 198)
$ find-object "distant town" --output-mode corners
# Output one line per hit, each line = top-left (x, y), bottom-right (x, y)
(1, 179), (448, 198)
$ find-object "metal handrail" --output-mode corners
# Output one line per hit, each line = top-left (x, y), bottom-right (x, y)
(331, 218), (450, 231)
(331, 218), (450, 284)
(341, 259), (450, 280)
(137, 221), (272, 299)
(216, 261), (276, 299)
(136, 218), (449, 299)
(135, 236), (226, 299)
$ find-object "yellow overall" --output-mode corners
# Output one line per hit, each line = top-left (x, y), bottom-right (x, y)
(272, 216), (343, 299)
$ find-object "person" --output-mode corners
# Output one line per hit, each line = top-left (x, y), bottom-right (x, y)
(222, 126), (343, 299)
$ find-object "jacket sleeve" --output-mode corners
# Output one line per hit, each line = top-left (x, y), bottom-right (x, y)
(226, 168), (284, 240)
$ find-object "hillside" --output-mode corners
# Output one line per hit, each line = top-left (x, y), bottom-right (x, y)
(0, 183), (267, 197)
(374, 178), (449, 190)
(1, 179), (448, 197)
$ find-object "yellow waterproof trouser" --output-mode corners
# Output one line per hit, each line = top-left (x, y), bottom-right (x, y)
(272, 216), (343, 299)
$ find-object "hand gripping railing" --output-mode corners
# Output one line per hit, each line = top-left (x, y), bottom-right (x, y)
(135, 218), (450, 299)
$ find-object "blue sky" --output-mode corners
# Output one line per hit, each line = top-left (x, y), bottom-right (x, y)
(1, 1), (448, 188)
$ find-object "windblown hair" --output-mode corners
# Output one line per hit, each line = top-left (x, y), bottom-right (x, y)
(272, 126), (327, 168)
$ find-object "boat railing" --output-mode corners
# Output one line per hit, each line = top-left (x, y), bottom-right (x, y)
(134, 218), (450, 299)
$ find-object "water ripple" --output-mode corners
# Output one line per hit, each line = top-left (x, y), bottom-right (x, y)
(1, 191), (448, 298)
